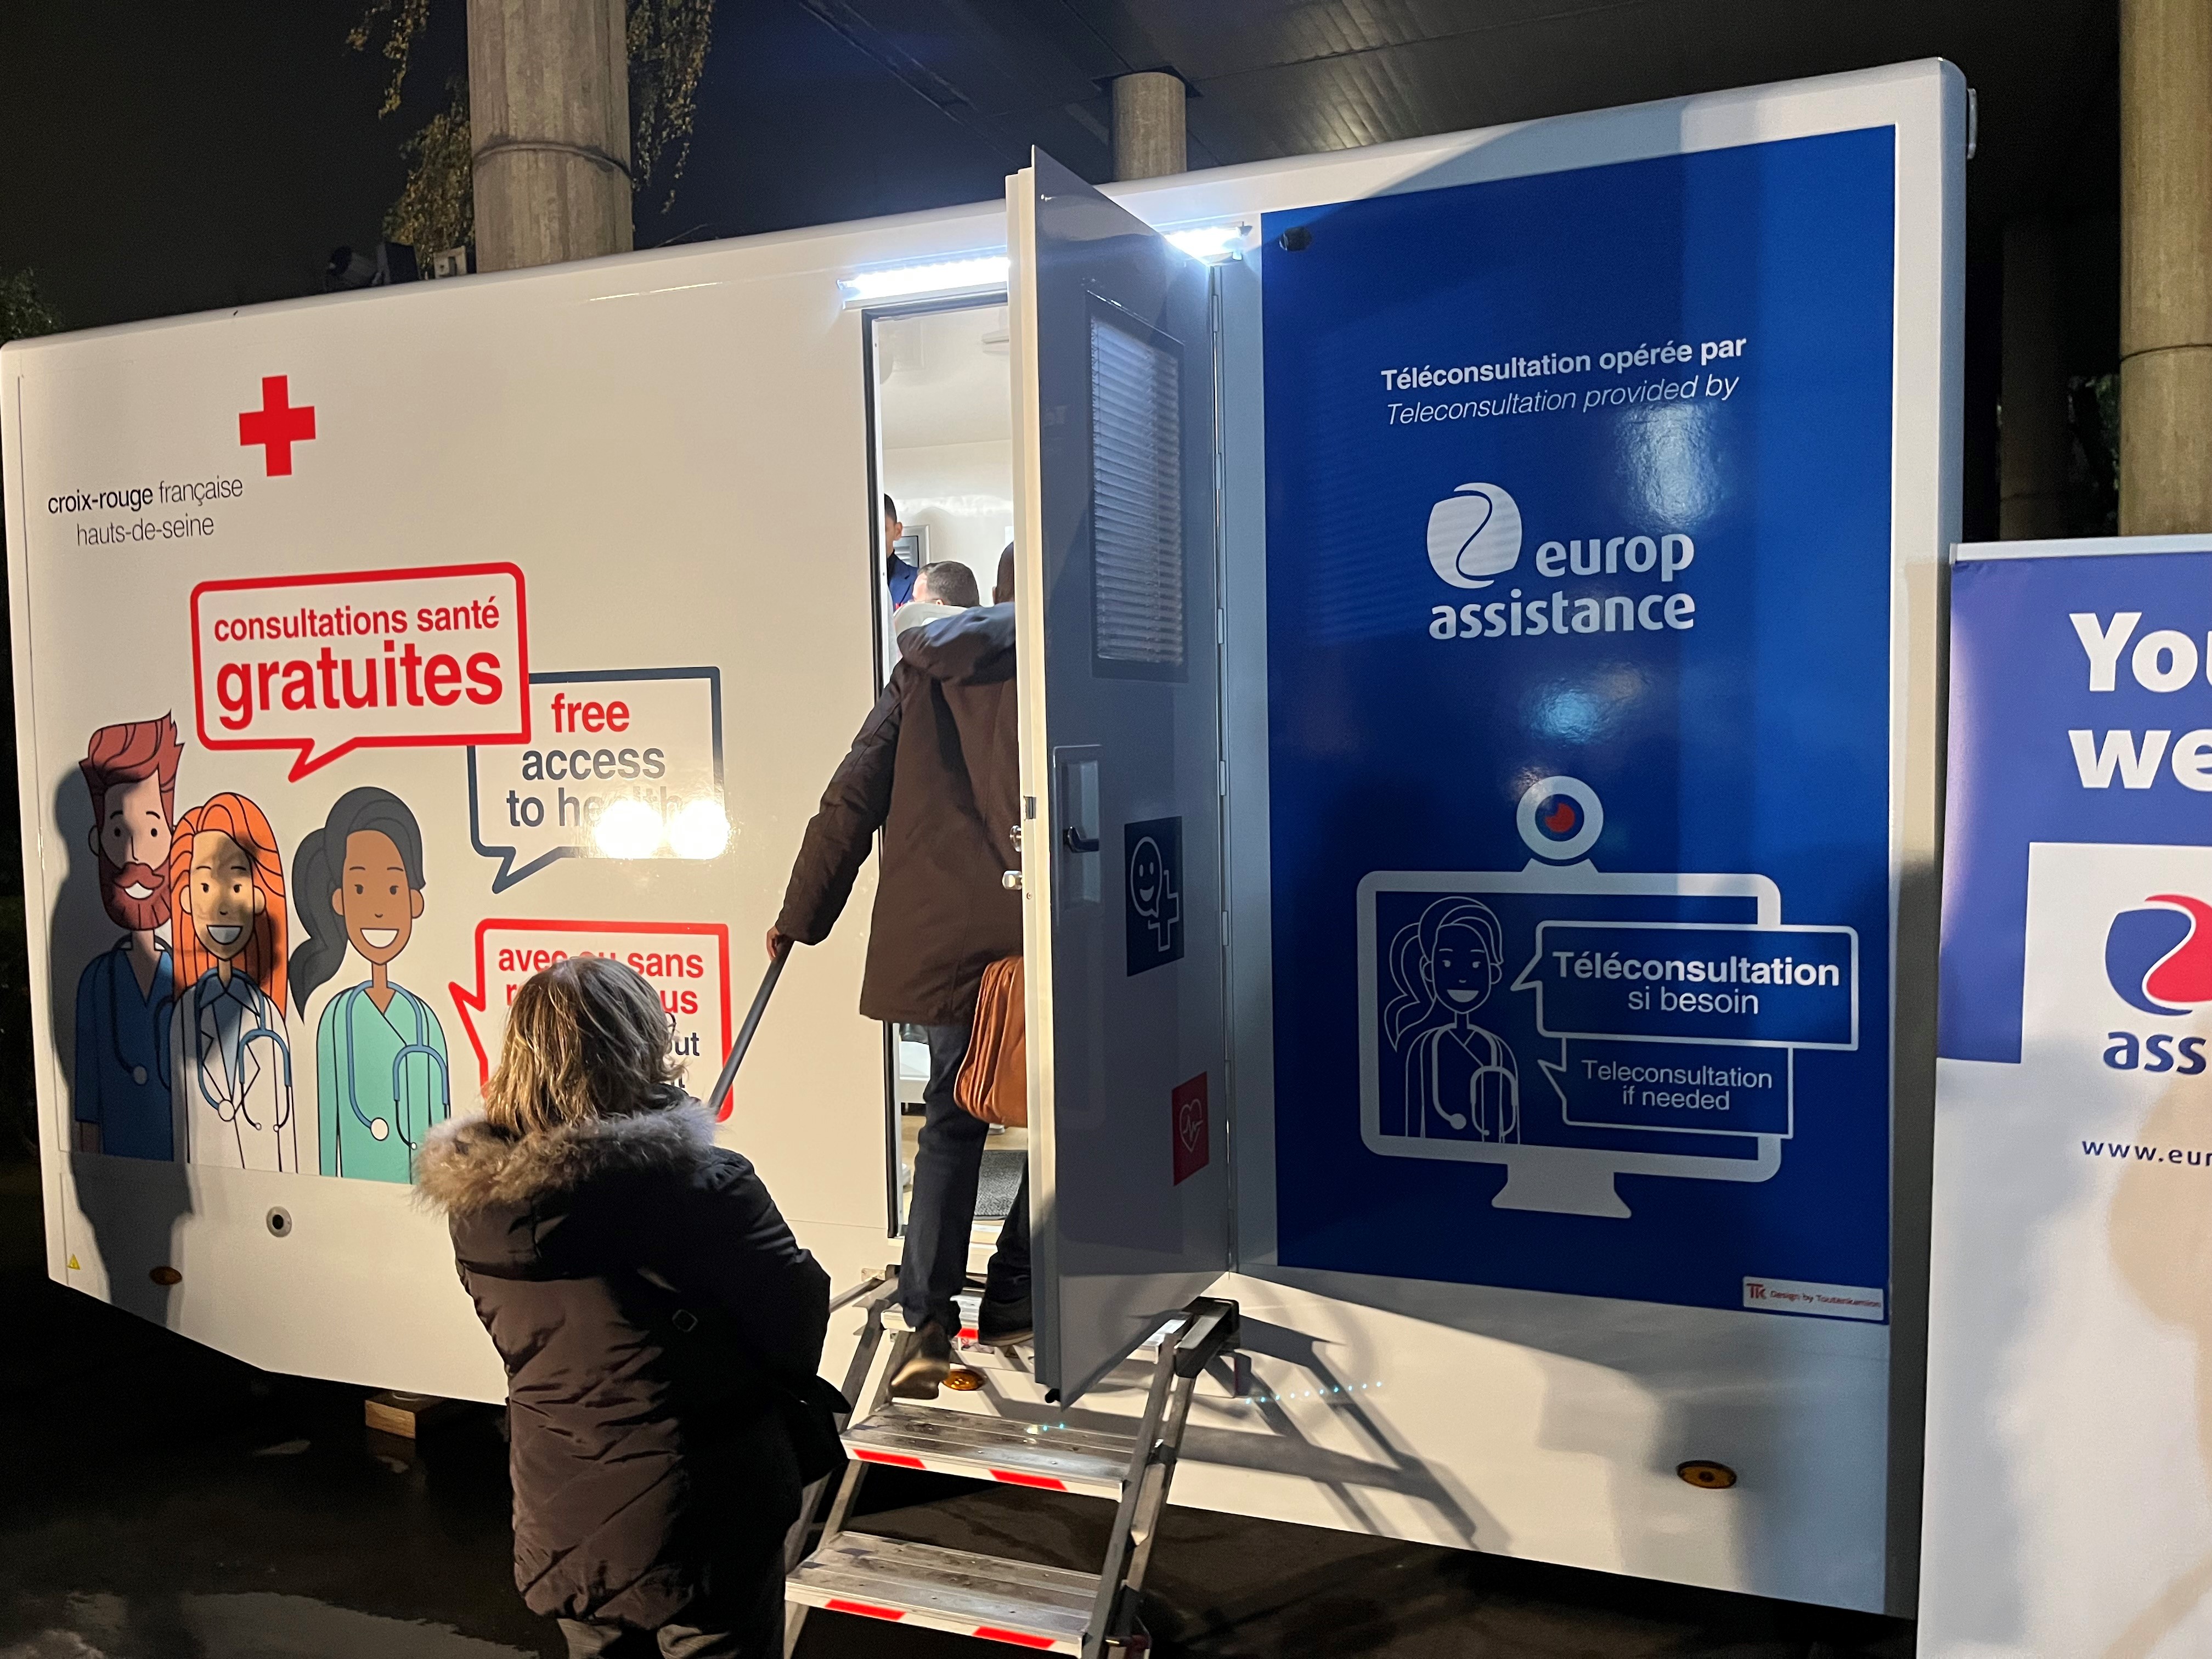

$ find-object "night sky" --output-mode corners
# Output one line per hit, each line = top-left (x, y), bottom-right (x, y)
(0, 0), (1020, 334)
(5, 4), (434, 329)
(0, 0), (2129, 560)
(3, 0), (2126, 351)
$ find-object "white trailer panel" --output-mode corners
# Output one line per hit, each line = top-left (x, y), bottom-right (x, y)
(3, 57), (1961, 1615)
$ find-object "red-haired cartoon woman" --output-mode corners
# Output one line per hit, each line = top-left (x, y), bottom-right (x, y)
(168, 793), (297, 1171)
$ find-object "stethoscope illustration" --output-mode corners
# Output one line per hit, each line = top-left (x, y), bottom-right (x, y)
(106, 942), (171, 1090)
(1414, 1022), (1521, 1139)
(333, 983), (450, 1147)
(191, 986), (293, 1129)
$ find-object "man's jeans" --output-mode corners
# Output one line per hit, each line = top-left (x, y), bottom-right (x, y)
(900, 1021), (1030, 1334)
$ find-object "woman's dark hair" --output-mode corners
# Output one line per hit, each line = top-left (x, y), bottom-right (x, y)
(289, 786), (426, 1014)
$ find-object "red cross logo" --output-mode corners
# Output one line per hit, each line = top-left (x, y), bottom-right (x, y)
(238, 375), (317, 476)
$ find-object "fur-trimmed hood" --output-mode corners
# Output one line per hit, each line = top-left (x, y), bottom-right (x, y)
(416, 1100), (718, 1217)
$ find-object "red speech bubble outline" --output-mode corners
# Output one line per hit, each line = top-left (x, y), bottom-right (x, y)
(449, 918), (737, 1118)
(189, 562), (530, 781)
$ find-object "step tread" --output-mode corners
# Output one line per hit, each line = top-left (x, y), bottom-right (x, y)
(844, 1403), (1133, 1495)
(789, 1532), (1098, 1651)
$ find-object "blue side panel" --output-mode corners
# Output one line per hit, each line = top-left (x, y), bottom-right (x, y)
(1942, 548), (2212, 1062)
(1261, 128), (1898, 1314)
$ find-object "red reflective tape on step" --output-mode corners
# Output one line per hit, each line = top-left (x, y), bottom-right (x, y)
(972, 1626), (1057, 1649)
(960, 1326), (979, 1340)
(826, 1599), (907, 1622)
(854, 1449), (926, 1468)
(990, 1469), (1069, 1490)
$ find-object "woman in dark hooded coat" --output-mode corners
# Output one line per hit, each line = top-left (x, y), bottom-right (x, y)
(417, 955), (828, 1658)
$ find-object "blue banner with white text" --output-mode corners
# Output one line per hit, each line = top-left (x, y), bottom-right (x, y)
(1262, 128), (1897, 1315)
(1943, 546), (2212, 1062)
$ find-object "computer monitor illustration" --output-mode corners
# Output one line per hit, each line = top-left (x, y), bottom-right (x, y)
(1358, 776), (1853, 1218)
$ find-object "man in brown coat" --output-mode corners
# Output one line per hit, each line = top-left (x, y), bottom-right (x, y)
(769, 556), (1025, 1396)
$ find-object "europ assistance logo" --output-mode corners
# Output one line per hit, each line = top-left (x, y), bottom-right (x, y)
(2101, 893), (2212, 1071)
(1425, 483), (1521, 589)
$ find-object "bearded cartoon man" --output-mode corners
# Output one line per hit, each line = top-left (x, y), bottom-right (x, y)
(72, 716), (186, 1159)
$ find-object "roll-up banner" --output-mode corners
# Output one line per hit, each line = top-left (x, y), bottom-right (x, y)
(1923, 535), (2212, 1655)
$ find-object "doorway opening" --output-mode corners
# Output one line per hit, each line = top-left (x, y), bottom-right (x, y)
(865, 298), (1023, 1240)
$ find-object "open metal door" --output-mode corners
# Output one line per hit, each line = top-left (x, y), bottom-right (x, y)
(1009, 151), (1230, 1405)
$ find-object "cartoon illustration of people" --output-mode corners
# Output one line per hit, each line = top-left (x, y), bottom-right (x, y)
(290, 787), (448, 1182)
(1383, 896), (1521, 1142)
(168, 794), (297, 1170)
(71, 717), (185, 1159)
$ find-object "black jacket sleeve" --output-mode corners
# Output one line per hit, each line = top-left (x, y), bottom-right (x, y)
(775, 670), (904, 943)
(645, 1152), (831, 1383)
(900, 603), (1014, 685)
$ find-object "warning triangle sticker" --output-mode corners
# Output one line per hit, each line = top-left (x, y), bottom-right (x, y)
(66, 1255), (80, 1271)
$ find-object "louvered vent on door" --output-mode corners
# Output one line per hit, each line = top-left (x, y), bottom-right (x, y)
(1088, 311), (1184, 675)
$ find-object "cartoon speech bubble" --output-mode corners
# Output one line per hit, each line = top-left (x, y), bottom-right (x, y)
(191, 563), (528, 780)
(448, 919), (735, 1114)
(1514, 919), (1859, 1050)
(467, 668), (726, 893)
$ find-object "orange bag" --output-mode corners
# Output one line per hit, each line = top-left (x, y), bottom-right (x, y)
(955, 956), (1028, 1127)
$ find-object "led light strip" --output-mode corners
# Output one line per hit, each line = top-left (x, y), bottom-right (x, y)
(839, 254), (1009, 306)
(838, 223), (1249, 307)
(1164, 222), (1250, 261)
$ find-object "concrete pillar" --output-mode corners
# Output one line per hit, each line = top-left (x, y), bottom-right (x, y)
(1112, 72), (1187, 181)
(2000, 218), (2070, 539)
(467, 0), (633, 273)
(2119, 0), (2212, 534)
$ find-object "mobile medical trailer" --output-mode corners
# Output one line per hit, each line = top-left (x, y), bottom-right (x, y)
(2, 56), (1961, 1632)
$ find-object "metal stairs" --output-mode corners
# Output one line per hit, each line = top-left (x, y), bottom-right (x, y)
(844, 1400), (1134, 1498)
(783, 1269), (1240, 1656)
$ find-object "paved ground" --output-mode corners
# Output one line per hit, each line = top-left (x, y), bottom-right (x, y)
(0, 1161), (1912, 1658)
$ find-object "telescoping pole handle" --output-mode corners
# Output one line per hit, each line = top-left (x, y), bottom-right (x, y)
(706, 936), (792, 1119)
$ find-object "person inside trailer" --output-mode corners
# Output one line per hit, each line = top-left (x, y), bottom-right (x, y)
(894, 555), (978, 622)
(882, 493), (918, 608)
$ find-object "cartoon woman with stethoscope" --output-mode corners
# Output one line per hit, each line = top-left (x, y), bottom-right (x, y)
(1383, 896), (1520, 1142)
(291, 787), (448, 1183)
(169, 793), (298, 1171)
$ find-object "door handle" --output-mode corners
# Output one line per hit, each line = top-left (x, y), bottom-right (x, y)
(1054, 747), (1102, 905)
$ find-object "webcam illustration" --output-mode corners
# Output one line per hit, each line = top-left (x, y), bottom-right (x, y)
(1357, 776), (1858, 1217)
